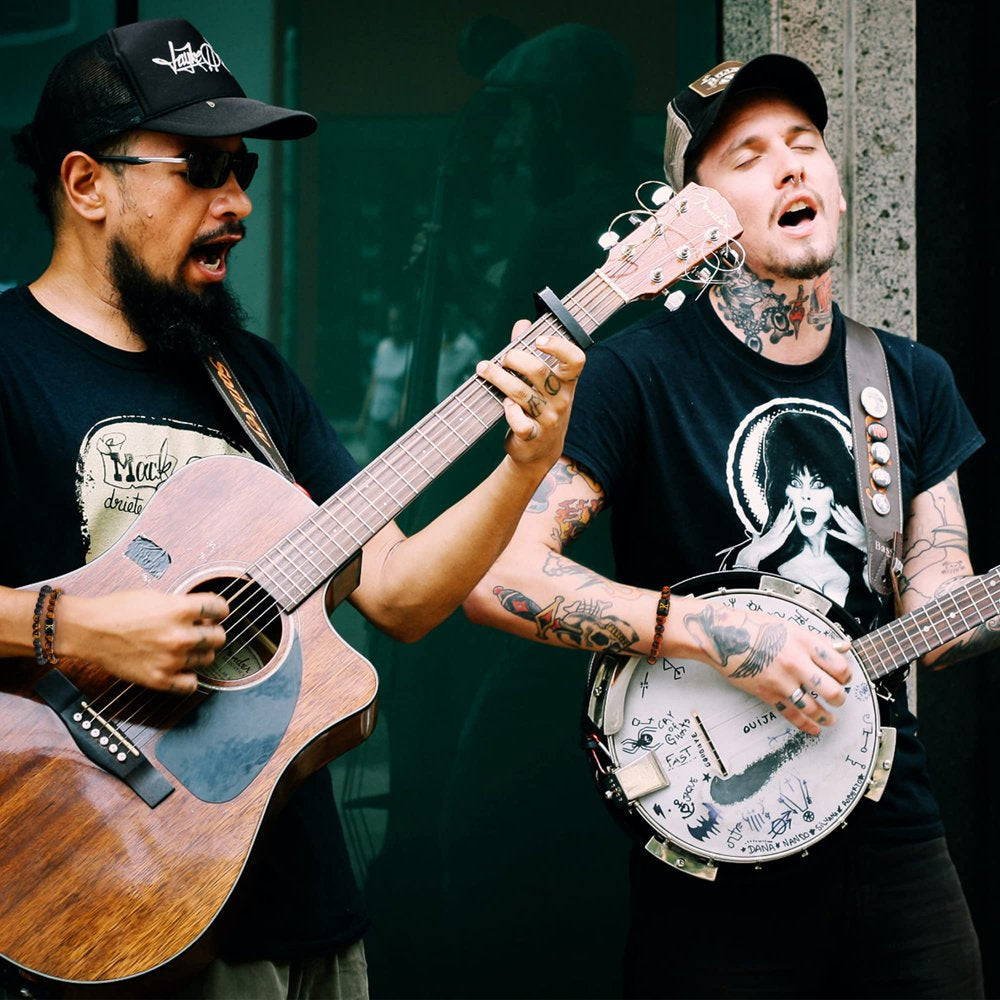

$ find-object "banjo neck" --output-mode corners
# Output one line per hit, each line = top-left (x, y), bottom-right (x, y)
(852, 566), (1000, 682)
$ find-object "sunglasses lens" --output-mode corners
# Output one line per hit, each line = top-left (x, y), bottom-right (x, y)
(185, 151), (257, 191)
(234, 153), (259, 191)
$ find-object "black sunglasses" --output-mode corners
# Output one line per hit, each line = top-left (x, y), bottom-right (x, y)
(93, 149), (259, 191)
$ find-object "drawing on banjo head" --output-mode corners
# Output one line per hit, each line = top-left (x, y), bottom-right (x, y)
(584, 567), (1000, 879)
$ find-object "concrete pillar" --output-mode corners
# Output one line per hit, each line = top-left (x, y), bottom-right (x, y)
(723, 0), (917, 339)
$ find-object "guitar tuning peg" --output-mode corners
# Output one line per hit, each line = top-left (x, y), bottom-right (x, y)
(597, 231), (620, 250)
(651, 185), (673, 206)
(664, 290), (686, 312)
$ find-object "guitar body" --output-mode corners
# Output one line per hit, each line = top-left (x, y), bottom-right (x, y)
(585, 572), (897, 876)
(0, 456), (378, 984)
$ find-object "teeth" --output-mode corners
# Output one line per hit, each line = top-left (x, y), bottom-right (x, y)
(203, 256), (221, 272)
(787, 200), (808, 212)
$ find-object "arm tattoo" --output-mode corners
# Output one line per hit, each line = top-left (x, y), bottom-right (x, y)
(491, 586), (638, 653)
(552, 497), (602, 546)
(527, 460), (603, 515)
(899, 478), (970, 601)
(541, 552), (643, 598)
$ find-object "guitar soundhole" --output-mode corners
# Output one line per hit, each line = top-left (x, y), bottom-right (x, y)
(191, 576), (284, 689)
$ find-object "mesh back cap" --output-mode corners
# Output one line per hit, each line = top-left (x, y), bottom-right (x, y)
(25, 18), (316, 175)
(663, 54), (828, 191)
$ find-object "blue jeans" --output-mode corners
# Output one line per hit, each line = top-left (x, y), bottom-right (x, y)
(623, 836), (983, 999)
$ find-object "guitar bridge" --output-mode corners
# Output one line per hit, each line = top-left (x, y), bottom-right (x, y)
(34, 669), (174, 808)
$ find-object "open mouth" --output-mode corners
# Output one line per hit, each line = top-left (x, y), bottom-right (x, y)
(779, 200), (816, 228)
(800, 508), (817, 526)
(190, 241), (235, 275)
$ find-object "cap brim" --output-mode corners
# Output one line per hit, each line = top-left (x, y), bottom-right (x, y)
(142, 96), (317, 140)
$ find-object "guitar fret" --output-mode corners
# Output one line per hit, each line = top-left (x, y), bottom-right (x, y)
(855, 569), (1000, 682)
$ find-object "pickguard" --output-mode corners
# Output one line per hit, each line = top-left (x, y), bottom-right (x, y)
(157, 632), (302, 802)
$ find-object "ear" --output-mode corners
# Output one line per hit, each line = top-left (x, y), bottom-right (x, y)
(59, 151), (111, 221)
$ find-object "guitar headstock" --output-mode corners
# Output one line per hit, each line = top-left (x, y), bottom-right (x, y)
(597, 182), (744, 304)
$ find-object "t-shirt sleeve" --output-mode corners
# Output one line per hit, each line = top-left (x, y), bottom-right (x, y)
(563, 339), (645, 503)
(889, 335), (984, 497)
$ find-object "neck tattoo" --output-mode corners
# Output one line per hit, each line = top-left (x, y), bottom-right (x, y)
(713, 270), (833, 354)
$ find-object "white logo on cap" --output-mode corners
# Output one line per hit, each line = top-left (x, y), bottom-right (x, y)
(689, 60), (743, 98)
(152, 40), (228, 75)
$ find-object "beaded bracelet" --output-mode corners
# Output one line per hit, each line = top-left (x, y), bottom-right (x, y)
(31, 585), (62, 667)
(646, 584), (672, 665)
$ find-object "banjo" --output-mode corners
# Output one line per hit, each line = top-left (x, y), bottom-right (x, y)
(584, 567), (1000, 879)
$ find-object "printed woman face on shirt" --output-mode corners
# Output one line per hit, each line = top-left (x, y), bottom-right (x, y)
(785, 465), (834, 542)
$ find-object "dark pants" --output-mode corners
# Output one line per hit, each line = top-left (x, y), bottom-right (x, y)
(624, 836), (983, 999)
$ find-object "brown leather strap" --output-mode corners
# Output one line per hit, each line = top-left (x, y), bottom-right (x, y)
(203, 352), (295, 482)
(844, 317), (903, 599)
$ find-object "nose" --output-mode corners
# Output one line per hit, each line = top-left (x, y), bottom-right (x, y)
(211, 172), (253, 220)
(776, 147), (806, 189)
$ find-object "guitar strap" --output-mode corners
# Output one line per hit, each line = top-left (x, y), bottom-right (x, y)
(843, 317), (904, 608)
(202, 351), (295, 483)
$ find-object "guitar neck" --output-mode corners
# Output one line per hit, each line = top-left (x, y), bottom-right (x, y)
(853, 566), (1000, 681)
(244, 181), (742, 609)
(249, 275), (616, 609)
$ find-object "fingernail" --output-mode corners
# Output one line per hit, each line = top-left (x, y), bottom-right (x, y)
(476, 361), (488, 375)
(537, 336), (549, 347)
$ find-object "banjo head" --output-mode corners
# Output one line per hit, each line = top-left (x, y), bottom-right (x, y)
(586, 572), (883, 866)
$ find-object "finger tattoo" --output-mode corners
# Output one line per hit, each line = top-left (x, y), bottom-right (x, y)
(526, 394), (545, 418)
(543, 372), (562, 396)
(776, 700), (787, 711)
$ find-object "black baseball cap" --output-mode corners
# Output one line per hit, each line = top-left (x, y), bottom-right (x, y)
(18, 18), (316, 178)
(663, 54), (828, 190)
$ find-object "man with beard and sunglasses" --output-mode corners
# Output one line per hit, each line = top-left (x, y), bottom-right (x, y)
(465, 56), (985, 997)
(0, 17), (583, 1000)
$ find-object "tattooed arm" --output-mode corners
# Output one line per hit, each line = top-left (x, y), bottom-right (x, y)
(898, 471), (1000, 668)
(463, 456), (852, 735)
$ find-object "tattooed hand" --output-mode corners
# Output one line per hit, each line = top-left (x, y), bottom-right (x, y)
(680, 599), (852, 736)
(476, 323), (586, 471)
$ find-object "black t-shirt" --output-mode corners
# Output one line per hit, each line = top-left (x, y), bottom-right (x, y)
(0, 285), (369, 959)
(564, 292), (984, 843)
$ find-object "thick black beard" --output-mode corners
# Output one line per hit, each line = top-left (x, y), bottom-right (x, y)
(108, 236), (247, 357)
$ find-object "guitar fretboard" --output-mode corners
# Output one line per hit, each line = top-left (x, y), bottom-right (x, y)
(248, 276), (613, 610)
(853, 567), (1000, 680)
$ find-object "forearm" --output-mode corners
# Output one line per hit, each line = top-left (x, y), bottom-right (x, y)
(354, 453), (559, 641)
(465, 545), (660, 654)
(0, 586), (41, 659)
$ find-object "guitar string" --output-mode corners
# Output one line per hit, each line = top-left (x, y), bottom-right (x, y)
(85, 193), (738, 744)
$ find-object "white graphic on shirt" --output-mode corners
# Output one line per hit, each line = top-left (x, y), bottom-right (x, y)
(723, 399), (865, 605)
(152, 40), (228, 75)
(77, 416), (249, 561)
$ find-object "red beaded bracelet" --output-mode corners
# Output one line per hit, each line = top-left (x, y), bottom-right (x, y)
(646, 584), (671, 664)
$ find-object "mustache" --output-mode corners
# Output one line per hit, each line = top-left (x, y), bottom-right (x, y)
(190, 221), (246, 251)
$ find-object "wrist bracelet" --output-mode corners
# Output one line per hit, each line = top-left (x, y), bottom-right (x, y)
(646, 584), (671, 665)
(31, 585), (62, 667)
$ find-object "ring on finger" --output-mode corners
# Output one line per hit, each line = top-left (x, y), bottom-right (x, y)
(789, 686), (807, 709)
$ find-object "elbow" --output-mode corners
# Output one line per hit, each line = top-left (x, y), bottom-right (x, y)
(462, 578), (496, 628)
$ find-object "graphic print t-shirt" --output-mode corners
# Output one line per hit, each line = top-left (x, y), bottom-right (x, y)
(564, 292), (984, 843)
(0, 285), (368, 958)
